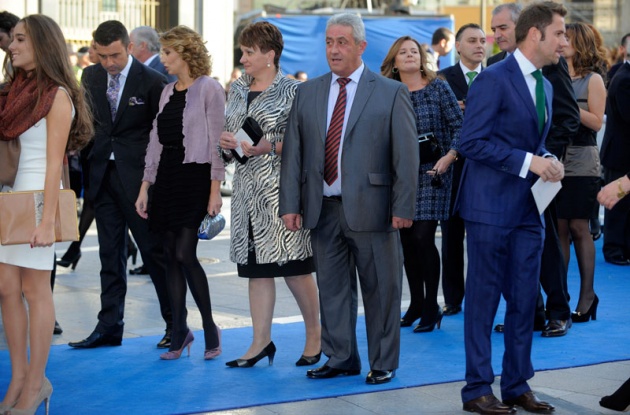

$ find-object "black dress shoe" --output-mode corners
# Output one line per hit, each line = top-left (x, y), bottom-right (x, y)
(366, 370), (395, 384)
(605, 255), (630, 266)
(295, 350), (322, 366)
(129, 264), (149, 275)
(53, 320), (63, 335)
(68, 331), (122, 349)
(503, 391), (555, 414)
(463, 394), (516, 414)
(443, 304), (462, 316)
(157, 329), (172, 349)
(495, 322), (544, 333)
(306, 365), (360, 379)
(494, 324), (504, 333)
(541, 319), (571, 337)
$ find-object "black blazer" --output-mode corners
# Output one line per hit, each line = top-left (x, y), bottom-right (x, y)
(486, 51), (507, 67)
(438, 63), (482, 101)
(541, 57), (580, 158)
(601, 62), (630, 172)
(82, 58), (166, 202)
(488, 52), (579, 159)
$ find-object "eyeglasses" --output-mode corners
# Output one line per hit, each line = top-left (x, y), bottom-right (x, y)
(431, 172), (443, 189)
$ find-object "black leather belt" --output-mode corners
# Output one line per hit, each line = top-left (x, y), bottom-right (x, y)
(324, 195), (342, 201)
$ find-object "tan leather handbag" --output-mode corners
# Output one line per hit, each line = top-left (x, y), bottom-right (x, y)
(0, 189), (79, 245)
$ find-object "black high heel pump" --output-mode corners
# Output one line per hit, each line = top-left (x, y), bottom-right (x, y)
(56, 251), (81, 270)
(296, 350), (322, 366)
(572, 294), (599, 323)
(226, 342), (276, 368)
(414, 307), (443, 333)
(127, 241), (138, 265)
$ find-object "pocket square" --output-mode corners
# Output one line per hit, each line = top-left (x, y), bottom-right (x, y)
(128, 97), (145, 106)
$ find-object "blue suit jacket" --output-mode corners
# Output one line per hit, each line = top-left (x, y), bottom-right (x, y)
(148, 56), (177, 83)
(454, 54), (553, 228)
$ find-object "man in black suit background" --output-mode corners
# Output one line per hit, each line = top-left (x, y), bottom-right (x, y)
(437, 23), (486, 317)
(69, 20), (173, 349)
(607, 33), (629, 86)
(487, 2), (580, 338)
(600, 61), (630, 265)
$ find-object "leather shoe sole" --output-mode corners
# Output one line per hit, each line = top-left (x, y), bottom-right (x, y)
(503, 391), (555, 414)
(463, 394), (516, 414)
(306, 365), (360, 379)
(366, 370), (395, 384)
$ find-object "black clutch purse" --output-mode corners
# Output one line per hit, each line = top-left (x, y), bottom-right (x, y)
(198, 214), (226, 240)
(418, 132), (443, 165)
(232, 117), (264, 164)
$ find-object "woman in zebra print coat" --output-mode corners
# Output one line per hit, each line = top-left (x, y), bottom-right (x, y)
(219, 21), (321, 368)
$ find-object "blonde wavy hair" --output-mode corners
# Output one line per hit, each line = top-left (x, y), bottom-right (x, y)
(159, 25), (211, 79)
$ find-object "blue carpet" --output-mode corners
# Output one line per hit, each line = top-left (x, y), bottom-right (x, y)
(1, 239), (628, 414)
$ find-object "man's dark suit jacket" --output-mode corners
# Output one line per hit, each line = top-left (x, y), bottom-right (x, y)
(438, 63), (481, 101)
(488, 53), (579, 158)
(601, 62), (630, 173)
(147, 55), (177, 83)
(82, 58), (166, 203)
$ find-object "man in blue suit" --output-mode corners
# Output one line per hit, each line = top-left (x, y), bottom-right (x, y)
(456, 2), (568, 414)
(130, 26), (176, 83)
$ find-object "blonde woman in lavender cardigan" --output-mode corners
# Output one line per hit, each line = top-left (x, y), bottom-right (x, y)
(135, 25), (225, 361)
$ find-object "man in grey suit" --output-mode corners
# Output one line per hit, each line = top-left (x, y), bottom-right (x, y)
(279, 13), (418, 385)
(130, 25), (176, 83)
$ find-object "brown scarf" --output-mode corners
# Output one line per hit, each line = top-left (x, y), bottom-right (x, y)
(0, 70), (58, 141)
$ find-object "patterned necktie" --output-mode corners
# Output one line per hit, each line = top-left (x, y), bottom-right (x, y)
(106, 73), (121, 121)
(531, 70), (545, 135)
(466, 71), (477, 87)
(324, 77), (351, 186)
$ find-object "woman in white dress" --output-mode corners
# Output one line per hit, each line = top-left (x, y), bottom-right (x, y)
(0, 15), (92, 415)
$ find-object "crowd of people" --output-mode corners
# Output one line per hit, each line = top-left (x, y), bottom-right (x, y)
(0, 2), (629, 414)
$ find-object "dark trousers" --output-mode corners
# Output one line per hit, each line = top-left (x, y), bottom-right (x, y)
(536, 200), (571, 322)
(93, 163), (172, 336)
(603, 168), (630, 259)
(461, 221), (543, 403)
(441, 157), (466, 307)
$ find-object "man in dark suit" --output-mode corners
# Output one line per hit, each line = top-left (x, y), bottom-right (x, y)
(607, 33), (629, 86)
(600, 61), (630, 265)
(130, 25), (176, 83)
(279, 13), (418, 385)
(456, 3), (567, 413)
(488, 1), (578, 339)
(68, 21), (172, 349)
(437, 23), (486, 317)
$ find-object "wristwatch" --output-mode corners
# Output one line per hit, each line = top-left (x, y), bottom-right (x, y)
(269, 142), (276, 156)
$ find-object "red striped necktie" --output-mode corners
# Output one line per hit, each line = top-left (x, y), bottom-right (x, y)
(324, 77), (351, 186)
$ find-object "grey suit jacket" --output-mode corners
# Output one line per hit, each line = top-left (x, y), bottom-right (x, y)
(279, 66), (418, 232)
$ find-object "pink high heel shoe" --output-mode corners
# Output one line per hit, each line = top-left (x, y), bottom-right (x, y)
(204, 326), (222, 360)
(160, 330), (194, 360)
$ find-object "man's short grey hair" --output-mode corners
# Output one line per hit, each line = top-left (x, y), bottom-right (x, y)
(492, 2), (522, 23)
(131, 26), (160, 53)
(326, 13), (365, 44)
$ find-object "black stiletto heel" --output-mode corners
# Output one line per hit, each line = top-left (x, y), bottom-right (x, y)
(413, 307), (443, 333)
(57, 252), (81, 270)
(127, 242), (138, 265)
(572, 294), (599, 323)
(226, 342), (276, 368)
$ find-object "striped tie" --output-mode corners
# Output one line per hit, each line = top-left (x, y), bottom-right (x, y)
(324, 77), (351, 186)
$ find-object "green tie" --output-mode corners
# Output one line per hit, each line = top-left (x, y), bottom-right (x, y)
(466, 71), (477, 87)
(531, 70), (545, 135)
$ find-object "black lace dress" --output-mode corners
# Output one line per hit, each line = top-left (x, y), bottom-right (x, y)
(149, 88), (211, 232)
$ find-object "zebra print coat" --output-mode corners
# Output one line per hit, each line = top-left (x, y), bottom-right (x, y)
(222, 71), (313, 265)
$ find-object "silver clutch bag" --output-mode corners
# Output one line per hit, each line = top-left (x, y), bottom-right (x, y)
(198, 214), (226, 240)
